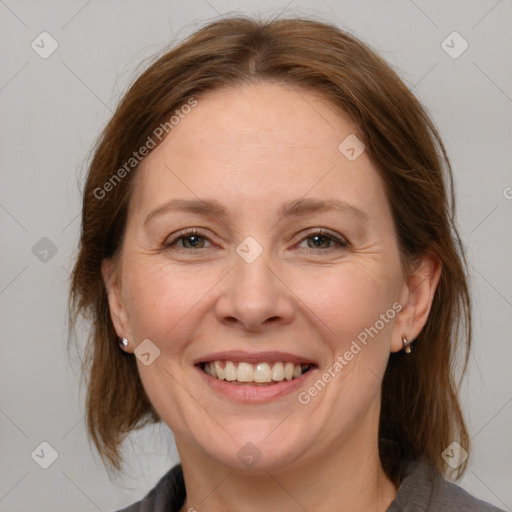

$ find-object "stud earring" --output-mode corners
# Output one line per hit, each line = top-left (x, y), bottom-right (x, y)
(119, 337), (129, 350)
(402, 334), (413, 354)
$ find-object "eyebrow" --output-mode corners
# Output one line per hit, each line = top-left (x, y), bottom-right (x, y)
(143, 197), (369, 225)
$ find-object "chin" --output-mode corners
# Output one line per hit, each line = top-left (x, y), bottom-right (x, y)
(200, 424), (313, 473)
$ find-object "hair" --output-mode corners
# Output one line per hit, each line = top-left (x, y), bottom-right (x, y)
(68, 14), (471, 485)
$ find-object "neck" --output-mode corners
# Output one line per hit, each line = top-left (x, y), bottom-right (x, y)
(176, 417), (397, 512)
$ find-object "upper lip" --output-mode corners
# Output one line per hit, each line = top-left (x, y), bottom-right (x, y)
(194, 350), (318, 366)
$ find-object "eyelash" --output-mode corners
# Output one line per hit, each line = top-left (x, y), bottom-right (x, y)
(163, 228), (349, 254)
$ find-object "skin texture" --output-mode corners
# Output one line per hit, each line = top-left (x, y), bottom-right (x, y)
(103, 83), (441, 512)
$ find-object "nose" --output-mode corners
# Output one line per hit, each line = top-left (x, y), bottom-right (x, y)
(214, 248), (295, 333)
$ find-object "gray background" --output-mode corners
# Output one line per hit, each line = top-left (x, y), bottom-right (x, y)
(1, 0), (511, 511)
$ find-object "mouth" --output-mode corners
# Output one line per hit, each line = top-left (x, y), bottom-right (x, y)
(194, 351), (318, 402)
(198, 360), (313, 386)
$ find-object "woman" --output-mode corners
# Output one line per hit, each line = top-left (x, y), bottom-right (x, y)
(69, 15), (505, 512)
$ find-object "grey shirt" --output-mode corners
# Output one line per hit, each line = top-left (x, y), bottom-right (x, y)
(116, 458), (505, 511)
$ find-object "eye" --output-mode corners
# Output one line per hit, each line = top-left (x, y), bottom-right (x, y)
(164, 229), (212, 250)
(297, 229), (348, 252)
(163, 228), (349, 253)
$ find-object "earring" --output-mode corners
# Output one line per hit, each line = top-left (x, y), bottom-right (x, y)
(402, 334), (413, 354)
(119, 337), (129, 350)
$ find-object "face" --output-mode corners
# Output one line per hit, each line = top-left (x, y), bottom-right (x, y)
(104, 83), (428, 472)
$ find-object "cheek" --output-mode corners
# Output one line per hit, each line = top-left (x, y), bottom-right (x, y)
(293, 264), (399, 345)
(122, 257), (204, 342)
(122, 255), (233, 367)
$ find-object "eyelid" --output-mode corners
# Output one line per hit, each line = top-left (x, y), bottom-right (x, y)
(164, 228), (215, 249)
(294, 228), (349, 250)
(164, 227), (349, 252)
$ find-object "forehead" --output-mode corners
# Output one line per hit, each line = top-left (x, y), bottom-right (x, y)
(130, 82), (387, 224)
(162, 83), (358, 153)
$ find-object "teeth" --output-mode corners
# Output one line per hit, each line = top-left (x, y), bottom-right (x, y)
(271, 362), (285, 381)
(284, 362), (294, 380)
(237, 362), (254, 382)
(203, 360), (310, 384)
(254, 363), (272, 383)
(224, 361), (237, 381)
(214, 361), (224, 380)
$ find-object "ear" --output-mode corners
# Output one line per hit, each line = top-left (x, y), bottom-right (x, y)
(101, 258), (134, 353)
(390, 252), (442, 353)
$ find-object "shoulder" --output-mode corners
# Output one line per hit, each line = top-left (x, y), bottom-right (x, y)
(113, 463), (186, 512)
(431, 474), (505, 511)
(387, 457), (506, 512)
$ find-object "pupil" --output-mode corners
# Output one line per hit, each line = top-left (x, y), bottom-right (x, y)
(187, 235), (200, 247)
(311, 235), (326, 247)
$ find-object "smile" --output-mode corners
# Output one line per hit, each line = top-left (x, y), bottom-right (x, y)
(201, 360), (311, 385)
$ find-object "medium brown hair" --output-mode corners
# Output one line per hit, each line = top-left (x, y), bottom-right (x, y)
(68, 15), (471, 484)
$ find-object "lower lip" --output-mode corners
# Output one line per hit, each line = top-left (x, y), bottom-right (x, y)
(196, 366), (317, 403)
